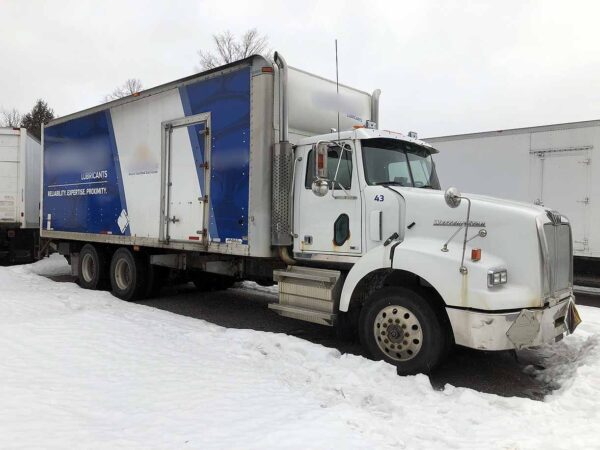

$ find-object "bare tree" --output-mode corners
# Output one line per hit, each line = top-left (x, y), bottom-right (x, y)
(105, 78), (143, 101)
(0, 108), (22, 128)
(197, 28), (270, 71)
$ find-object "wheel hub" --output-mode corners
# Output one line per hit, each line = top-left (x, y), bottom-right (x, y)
(373, 305), (423, 362)
(81, 253), (95, 283)
(114, 258), (132, 291)
(387, 324), (403, 342)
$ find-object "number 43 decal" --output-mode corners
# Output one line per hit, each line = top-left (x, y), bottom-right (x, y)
(374, 194), (385, 202)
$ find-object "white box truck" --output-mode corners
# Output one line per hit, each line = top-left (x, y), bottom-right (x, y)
(0, 127), (41, 264)
(41, 54), (580, 374)
(427, 120), (600, 287)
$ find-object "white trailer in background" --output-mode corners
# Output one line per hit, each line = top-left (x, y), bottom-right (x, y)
(0, 128), (41, 264)
(427, 119), (600, 285)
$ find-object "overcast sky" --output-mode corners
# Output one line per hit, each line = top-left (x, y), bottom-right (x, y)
(2, 0), (599, 137)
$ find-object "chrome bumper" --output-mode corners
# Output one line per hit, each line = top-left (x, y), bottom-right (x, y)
(446, 296), (580, 351)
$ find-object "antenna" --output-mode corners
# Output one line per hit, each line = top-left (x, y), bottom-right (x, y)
(335, 39), (340, 142)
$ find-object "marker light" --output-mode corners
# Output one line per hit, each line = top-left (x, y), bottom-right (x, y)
(487, 268), (508, 287)
(471, 248), (481, 262)
(317, 153), (325, 170)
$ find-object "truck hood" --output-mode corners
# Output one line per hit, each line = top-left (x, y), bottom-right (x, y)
(389, 186), (546, 219)
(386, 186), (552, 309)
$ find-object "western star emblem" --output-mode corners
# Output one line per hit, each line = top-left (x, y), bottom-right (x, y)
(433, 219), (486, 227)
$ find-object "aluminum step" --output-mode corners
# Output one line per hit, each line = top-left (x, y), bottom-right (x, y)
(268, 303), (336, 326)
(274, 266), (341, 283)
(279, 292), (334, 313)
(269, 266), (343, 327)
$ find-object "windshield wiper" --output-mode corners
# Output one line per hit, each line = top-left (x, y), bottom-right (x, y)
(418, 184), (436, 189)
(373, 181), (407, 187)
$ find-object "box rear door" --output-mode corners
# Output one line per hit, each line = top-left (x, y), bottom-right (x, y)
(531, 148), (591, 253)
(0, 132), (19, 224)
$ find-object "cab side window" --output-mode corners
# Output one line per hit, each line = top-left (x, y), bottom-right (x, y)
(304, 146), (353, 190)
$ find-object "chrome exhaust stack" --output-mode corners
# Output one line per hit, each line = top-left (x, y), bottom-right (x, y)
(271, 52), (295, 256)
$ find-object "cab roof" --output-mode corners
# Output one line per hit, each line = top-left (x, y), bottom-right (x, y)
(295, 128), (438, 153)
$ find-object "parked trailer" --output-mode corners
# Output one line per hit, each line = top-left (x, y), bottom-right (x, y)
(42, 55), (580, 374)
(0, 127), (40, 264)
(426, 120), (600, 286)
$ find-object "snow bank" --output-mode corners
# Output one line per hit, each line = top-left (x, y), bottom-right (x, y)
(1, 255), (599, 449)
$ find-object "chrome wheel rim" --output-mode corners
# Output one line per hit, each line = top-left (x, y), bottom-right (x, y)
(373, 305), (423, 362)
(114, 258), (132, 291)
(81, 253), (95, 283)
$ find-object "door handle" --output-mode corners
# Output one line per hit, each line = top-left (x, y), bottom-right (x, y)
(169, 216), (180, 223)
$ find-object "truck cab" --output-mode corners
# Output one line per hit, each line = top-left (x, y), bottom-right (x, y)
(293, 128), (438, 261)
(270, 127), (580, 374)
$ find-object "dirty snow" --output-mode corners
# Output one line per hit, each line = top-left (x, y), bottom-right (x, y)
(1, 255), (599, 449)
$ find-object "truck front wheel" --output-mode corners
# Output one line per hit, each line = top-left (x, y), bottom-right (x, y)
(78, 244), (109, 290)
(359, 287), (448, 375)
(109, 248), (148, 301)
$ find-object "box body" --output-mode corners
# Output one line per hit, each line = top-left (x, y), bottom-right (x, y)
(0, 128), (40, 229)
(41, 56), (375, 258)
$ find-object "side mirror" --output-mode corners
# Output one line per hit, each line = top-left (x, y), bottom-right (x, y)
(312, 179), (329, 197)
(315, 142), (328, 179)
(444, 187), (462, 208)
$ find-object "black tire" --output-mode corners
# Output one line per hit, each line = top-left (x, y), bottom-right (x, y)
(192, 272), (235, 291)
(78, 244), (109, 290)
(109, 247), (148, 301)
(359, 287), (449, 375)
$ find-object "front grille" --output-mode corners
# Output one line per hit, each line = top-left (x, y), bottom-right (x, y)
(543, 219), (572, 296)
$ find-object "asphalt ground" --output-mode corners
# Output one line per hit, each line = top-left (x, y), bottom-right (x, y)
(45, 273), (598, 400)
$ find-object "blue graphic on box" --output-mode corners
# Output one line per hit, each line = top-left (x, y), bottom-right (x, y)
(180, 67), (250, 244)
(43, 110), (129, 235)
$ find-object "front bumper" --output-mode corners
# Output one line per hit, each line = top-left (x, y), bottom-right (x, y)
(446, 296), (580, 351)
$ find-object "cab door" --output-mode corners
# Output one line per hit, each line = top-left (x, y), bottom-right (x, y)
(293, 141), (362, 256)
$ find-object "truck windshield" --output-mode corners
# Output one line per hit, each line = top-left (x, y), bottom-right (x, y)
(361, 138), (440, 189)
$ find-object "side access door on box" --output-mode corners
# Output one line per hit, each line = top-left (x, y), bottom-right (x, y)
(160, 113), (211, 246)
(530, 145), (592, 254)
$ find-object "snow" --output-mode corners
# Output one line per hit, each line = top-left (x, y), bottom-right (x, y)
(1, 254), (600, 449)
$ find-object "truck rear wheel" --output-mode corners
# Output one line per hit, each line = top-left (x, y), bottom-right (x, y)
(78, 244), (109, 290)
(109, 247), (148, 301)
(359, 287), (448, 375)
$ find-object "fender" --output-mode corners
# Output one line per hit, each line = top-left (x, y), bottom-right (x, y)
(339, 237), (536, 312)
(338, 242), (449, 312)
(339, 243), (392, 312)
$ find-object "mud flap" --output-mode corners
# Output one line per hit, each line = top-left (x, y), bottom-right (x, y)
(565, 300), (582, 334)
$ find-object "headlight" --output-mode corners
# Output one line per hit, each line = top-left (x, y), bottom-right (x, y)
(488, 268), (507, 287)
